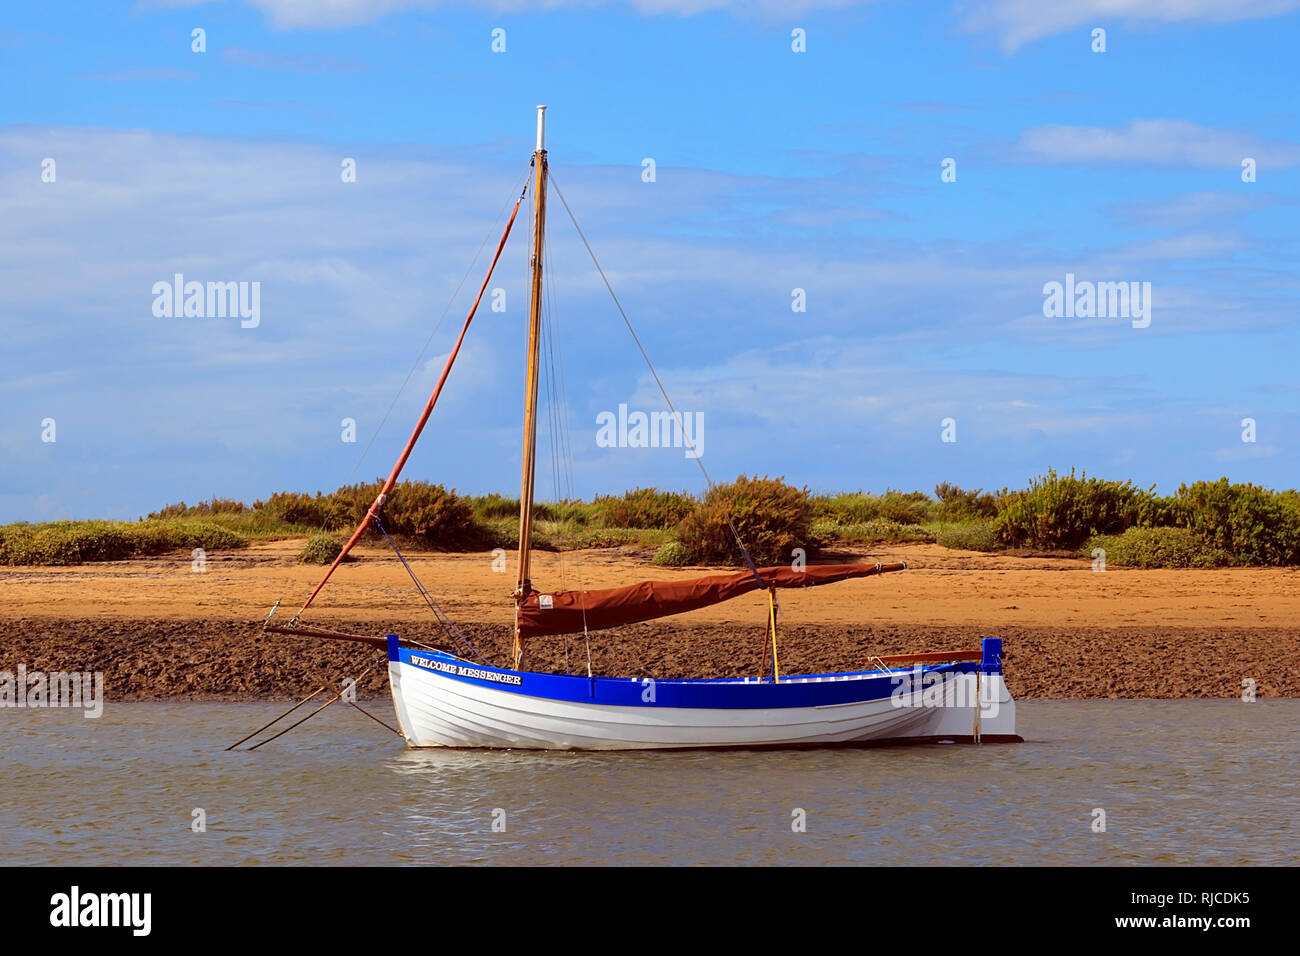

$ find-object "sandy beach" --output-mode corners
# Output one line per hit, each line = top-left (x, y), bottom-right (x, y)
(3, 540), (1297, 700)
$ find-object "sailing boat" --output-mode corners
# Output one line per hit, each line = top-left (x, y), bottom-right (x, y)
(268, 107), (1021, 750)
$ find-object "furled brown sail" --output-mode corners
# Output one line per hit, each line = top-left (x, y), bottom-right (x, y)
(516, 562), (905, 639)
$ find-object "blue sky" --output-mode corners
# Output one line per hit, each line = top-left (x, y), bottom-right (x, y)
(2, 0), (1298, 522)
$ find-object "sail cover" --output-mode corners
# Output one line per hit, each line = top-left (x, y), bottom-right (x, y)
(516, 562), (905, 639)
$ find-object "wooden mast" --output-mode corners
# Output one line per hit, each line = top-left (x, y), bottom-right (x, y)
(514, 105), (548, 669)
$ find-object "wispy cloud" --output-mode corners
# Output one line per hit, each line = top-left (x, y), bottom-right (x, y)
(1106, 191), (1275, 230)
(1018, 119), (1300, 169)
(4, 122), (1296, 520)
(961, 0), (1300, 53)
(149, 0), (875, 29)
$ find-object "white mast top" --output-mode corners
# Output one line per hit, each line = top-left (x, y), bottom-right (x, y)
(536, 105), (547, 152)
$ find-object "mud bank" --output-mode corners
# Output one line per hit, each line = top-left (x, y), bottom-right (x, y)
(4, 617), (1295, 701)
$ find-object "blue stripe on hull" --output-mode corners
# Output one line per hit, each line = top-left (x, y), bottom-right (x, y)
(387, 636), (995, 710)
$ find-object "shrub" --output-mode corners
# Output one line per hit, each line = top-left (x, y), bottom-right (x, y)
(148, 498), (249, 520)
(19, 522), (140, 564)
(566, 527), (666, 550)
(469, 493), (520, 521)
(811, 490), (935, 526)
(142, 521), (245, 551)
(295, 480), (488, 549)
(595, 488), (696, 529)
(1175, 479), (1300, 566)
(811, 493), (866, 523)
(0, 520), (246, 566)
(813, 517), (933, 545)
(327, 480), (385, 530)
(937, 521), (999, 552)
(676, 475), (811, 567)
(993, 468), (1149, 551)
(482, 517), (519, 550)
(257, 490), (340, 529)
(808, 517), (840, 545)
(1085, 527), (1230, 569)
(933, 482), (999, 521)
(652, 541), (692, 567)
(1134, 494), (1187, 529)
(534, 500), (600, 525)
(480, 517), (559, 552)
(299, 533), (343, 565)
(876, 491), (935, 525)
(382, 482), (485, 549)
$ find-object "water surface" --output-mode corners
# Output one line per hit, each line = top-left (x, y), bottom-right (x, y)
(2, 700), (1295, 865)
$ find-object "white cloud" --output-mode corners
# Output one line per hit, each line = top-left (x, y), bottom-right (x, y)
(4, 123), (1295, 520)
(961, 0), (1300, 52)
(147, 0), (873, 29)
(1019, 119), (1300, 169)
(1107, 191), (1271, 230)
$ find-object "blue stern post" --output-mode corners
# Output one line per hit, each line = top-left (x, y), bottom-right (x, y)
(981, 637), (1002, 674)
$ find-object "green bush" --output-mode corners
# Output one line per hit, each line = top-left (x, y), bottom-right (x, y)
(652, 541), (692, 567)
(566, 527), (669, 549)
(595, 488), (696, 529)
(933, 483), (999, 521)
(382, 482), (485, 549)
(19, 522), (140, 564)
(480, 517), (560, 552)
(148, 498), (249, 520)
(676, 475), (811, 567)
(812, 517), (933, 545)
(469, 493), (520, 521)
(936, 521), (999, 552)
(325, 480), (384, 530)
(0, 520), (246, 566)
(1175, 479), (1300, 566)
(276, 480), (487, 549)
(1085, 527), (1230, 569)
(994, 468), (1149, 551)
(482, 517), (519, 550)
(300, 533), (344, 565)
(143, 520), (245, 551)
(811, 490), (935, 526)
(256, 490), (340, 529)
(533, 500), (600, 525)
(1134, 494), (1186, 529)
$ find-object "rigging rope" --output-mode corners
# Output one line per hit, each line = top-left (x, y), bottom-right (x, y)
(292, 175), (529, 622)
(547, 170), (766, 590)
(372, 515), (490, 666)
(538, 206), (592, 674)
(346, 165), (533, 483)
(270, 168), (532, 622)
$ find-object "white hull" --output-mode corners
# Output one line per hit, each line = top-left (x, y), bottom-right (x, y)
(388, 659), (1019, 751)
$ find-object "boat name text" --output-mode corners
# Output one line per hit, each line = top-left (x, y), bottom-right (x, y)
(410, 656), (523, 685)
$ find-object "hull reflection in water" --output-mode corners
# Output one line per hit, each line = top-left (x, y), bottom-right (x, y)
(387, 635), (1021, 750)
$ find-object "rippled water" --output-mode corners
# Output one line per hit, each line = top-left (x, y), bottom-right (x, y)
(2, 700), (1295, 865)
